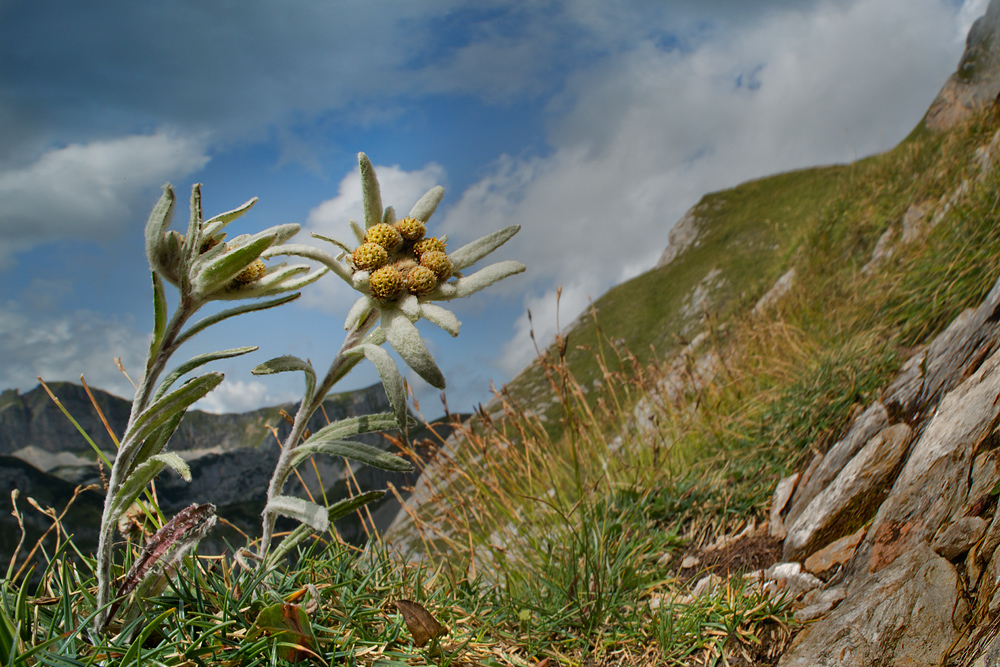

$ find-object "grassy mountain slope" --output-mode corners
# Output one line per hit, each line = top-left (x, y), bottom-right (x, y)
(390, 105), (1000, 565)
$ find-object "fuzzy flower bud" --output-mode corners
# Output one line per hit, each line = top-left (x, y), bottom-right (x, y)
(352, 242), (389, 271)
(370, 265), (403, 300)
(394, 217), (426, 241)
(232, 258), (267, 284)
(420, 250), (453, 280)
(365, 223), (403, 251)
(413, 236), (446, 257)
(405, 265), (438, 295)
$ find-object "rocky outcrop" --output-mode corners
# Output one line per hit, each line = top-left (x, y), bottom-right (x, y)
(655, 205), (703, 269)
(764, 268), (1000, 665)
(926, 0), (1000, 131)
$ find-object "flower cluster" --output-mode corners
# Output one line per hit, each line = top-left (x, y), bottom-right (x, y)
(146, 184), (325, 304)
(351, 220), (452, 299)
(267, 153), (525, 391)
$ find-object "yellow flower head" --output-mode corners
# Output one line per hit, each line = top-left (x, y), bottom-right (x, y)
(365, 223), (403, 251)
(394, 217), (426, 242)
(420, 250), (453, 281)
(232, 258), (267, 284)
(413, 236), (446, 257)
(370, 265), (403, 300)
(352, 242), (389, 271)
(405, 265), (438, 295)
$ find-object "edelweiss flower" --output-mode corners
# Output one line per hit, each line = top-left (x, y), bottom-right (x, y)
(145, 183), (327, 304)
(265, 153), (525, 389)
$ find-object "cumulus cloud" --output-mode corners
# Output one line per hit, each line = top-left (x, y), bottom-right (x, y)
(300, 160), (447, 314)
(192, 379), (294, 415)
(0, 132), (209, 267)
(443, 0), (974, 375)
(0, 302), (148, 400)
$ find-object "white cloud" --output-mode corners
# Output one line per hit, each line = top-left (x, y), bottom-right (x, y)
(445, 0), (974, 373)
(300, 160), (447, 314)
(192, 379), (292, 415)
(0, 302), (148, 400)
(497, 280), (600, 377)
(0, 132), (209, 267)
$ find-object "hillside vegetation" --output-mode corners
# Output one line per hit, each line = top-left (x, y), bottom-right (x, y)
(6, 105), (1000, 666)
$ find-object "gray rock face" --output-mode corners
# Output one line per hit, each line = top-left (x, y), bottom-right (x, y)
(784, 402), (888, 529)
(932, 516), (988, 560)
(779, 544), (968, 667)
(882, 275), (1000, 422)
(783, 423), (911, 563)
(655, 206), (702, 269)
(925, 0), (1000, 131)
(850, 347), (1000, 579)
(778, 270), (1000, 665)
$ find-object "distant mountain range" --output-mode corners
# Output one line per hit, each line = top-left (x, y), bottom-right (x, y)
(0, 381), (456, 570)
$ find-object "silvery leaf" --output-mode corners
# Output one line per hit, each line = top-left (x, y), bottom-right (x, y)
(201, 197), (258, 239)
(111, 452), (191, 521)
(118, 372), (224, 473)
(262, 242), (353, 283)
(383, 309), (445, 389)
(409, 186), (445, 222)
(419, 303), (460, 337)
(345, 343), (408, 431)
(154, 230), (184, 285)
(290, 437), (412, 473)
(383, 205), (396, 225)
(191, 234), (274, 295)
(345, 296), (375, 331)
(350, 219), (366, 244)
(310, 233), (353, 254)
(252, 355), (316, 405)
(449, 225), (520, 270)
(397, 293), (420, 322)
(446, 260), (526, 299)
(149, 272), (168, 362)
(216, 264), (325, 300)
(266, 496), (329, 533)
(144, 185), (176, 270)
(359, 153), (383, 230)
(267, 491), (383, 568)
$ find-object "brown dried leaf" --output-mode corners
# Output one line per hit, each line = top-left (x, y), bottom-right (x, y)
(394, 599), (447, 647)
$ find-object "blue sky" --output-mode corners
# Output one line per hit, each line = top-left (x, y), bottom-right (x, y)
(0, 0), (986, 416)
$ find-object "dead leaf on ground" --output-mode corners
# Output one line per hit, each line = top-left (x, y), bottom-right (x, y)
(393, 599), (447, 647)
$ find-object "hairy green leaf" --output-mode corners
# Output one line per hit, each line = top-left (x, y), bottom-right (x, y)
(265, 496), (330, 533)
(408, 186), (445, 222)
(359, 153), (383, 230)
(252, 355), (316, 405)
(449, 225), (520, 270)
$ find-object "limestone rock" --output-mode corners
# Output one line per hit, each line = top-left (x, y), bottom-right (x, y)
(883, 274), (1000, 422)
(851, 347), (1000, 578)
(785, 402), (888, 528)
(655, 206), (701, 269)
(793, 586), (846, 623)
(783, 423), (911, 562)
(804, 527), (866, 578)
(769, 473), (799, 540)
(779, 544), (969, 667)
(753, 268), (796, 315)
(925, 0), (1000, 131)
(932, 516), (988, 561)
